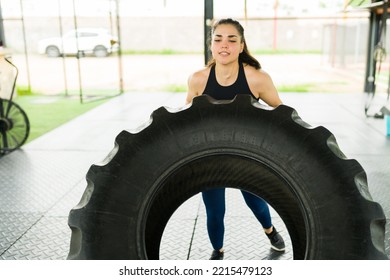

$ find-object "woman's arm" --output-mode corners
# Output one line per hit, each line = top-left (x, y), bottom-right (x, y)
(186, 74), (199, 104)
(186, 68), (209, 104)
(246, 67), (282, 108)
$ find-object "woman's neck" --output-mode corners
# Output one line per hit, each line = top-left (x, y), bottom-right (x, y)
(215, 61), (240, 86)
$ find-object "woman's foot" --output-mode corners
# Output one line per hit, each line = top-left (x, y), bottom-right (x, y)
(210, 249), (224, 260)
(266, 227), (285, 252)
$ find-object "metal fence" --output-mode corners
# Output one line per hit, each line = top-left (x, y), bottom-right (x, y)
(0, 0), (380, 97)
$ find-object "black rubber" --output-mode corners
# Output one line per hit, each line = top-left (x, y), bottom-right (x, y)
(67, 95), (387, 260)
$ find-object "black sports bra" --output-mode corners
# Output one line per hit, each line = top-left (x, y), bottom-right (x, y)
(202, 62), (258, 101)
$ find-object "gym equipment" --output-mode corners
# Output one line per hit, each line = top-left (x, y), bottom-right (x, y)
(67, 95), (387, 260)
(0, 56), (30, 156)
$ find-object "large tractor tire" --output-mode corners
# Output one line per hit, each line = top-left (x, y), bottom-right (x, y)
(67, 95), (387, 260)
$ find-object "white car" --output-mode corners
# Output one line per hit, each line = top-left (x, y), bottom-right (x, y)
(38, 28), (119, 57)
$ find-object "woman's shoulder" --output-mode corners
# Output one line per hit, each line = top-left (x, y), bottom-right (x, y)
(188, 67), (210, 83)
(243, 64), (273, 85)
(186, 66), (212, 103)
(188, 67), (210, 94)
(243, 63), (269, 77)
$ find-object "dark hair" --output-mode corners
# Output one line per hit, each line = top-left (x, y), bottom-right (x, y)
(206, 18), (261, 69)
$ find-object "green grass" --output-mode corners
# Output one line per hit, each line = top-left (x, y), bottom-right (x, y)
(16, 85), (34, 96)
(348, 0), (370, 7)
(13, 95), (108, 143)
(161, 83), (331, 94)
(277, 84), (312, 93)
(277, 81), (351, 93)
(162, 84), (188, 93)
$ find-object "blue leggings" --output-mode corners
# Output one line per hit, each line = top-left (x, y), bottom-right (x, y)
(202, 188), (272, 250)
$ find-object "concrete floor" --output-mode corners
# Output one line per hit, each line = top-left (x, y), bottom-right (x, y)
(0, 91), (389, 260)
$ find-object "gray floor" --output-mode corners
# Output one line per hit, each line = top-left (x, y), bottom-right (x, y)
(0, 91), (389, 260)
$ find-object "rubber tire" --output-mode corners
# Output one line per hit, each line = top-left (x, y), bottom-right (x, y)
(93, 45), (108, 57)
(46, 46), (61, 58)
(67, 95), (387, 260)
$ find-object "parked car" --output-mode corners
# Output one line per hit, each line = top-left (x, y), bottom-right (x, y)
(38, 28), (119, 57)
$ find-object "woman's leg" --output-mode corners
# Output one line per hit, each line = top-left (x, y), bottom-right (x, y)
(241, 190), (285, 251)
(202, 188), (226, 250)
(241, 190), (272, 229)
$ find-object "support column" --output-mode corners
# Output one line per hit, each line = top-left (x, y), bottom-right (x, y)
(364, 11), (379, 93)
(204, 0), (213, 65)
(0, 2), (6, 47)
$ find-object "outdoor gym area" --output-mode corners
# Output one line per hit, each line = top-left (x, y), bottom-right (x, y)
(0, 1), (389, 278)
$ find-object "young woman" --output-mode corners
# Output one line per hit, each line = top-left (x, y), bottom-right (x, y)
(186, 18), (285, 260)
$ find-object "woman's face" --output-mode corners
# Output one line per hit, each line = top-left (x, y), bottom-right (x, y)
(210, 24), (244, 65)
